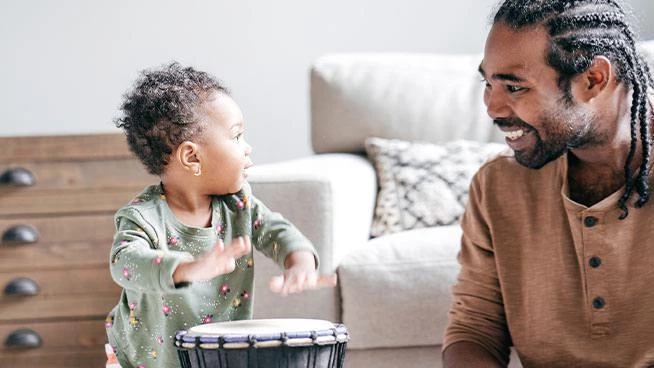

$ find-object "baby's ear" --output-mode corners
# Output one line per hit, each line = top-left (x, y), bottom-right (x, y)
(175, 141), (201, 174)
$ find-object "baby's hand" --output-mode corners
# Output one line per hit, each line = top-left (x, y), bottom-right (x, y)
(173, 236), (251, 283)
(268, 251), (338, 295)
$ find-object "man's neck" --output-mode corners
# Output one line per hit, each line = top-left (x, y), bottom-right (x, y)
(567, 139), (642, 207)
(565, 93), (647, 206)
(567, 156), (626, 207)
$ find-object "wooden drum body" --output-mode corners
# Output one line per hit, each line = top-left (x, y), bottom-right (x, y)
(175, 319), (349, 368)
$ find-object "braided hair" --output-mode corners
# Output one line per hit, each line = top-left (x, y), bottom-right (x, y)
(494, 0), (653, 218)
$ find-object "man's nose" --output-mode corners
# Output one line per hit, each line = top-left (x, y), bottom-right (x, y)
(485, 90), (512, 120)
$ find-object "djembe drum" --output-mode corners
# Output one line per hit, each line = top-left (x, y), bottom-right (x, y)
(175, 318), (349, 368)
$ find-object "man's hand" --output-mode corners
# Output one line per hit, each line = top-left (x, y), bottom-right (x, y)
(173, 236), (252, 283)
(269, 250), (337, 295)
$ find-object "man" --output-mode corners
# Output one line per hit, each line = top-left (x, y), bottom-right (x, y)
(443, 0), (654, 367)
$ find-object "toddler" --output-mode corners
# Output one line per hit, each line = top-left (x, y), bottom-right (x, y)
(105, 62), (335, 368)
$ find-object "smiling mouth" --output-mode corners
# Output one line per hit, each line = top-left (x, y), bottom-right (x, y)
(505, 129), (525, 140)
(494, 118), (534, 142)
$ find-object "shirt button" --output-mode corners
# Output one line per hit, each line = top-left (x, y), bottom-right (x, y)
(589, 256), (602, 268)
(592, 297), (606, 309)
(584, 216), (598, 227)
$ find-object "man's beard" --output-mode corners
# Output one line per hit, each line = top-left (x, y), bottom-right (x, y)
(495, 107), (598, 169)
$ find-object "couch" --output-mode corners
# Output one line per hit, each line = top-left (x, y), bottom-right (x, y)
(246, 41), (654, 368)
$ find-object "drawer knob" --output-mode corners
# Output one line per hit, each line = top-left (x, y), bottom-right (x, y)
(5, 329), (42, 349)
(2, 224), (39, 244)
(4, 277), (40, 296)
(0, 167), (36, 187)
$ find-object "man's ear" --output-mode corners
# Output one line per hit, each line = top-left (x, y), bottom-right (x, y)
(175, 141), (201, 175)
(576, 56), (613, 101)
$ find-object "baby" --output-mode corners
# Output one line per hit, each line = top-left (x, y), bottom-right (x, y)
(105, 62), (335, 368)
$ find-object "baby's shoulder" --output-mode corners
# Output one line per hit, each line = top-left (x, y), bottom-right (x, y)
(213, 181), (258, 209)
(115, 184), (163, 218)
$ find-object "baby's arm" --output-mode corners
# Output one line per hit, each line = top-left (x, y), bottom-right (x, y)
(268, 250), (338, 295)
(110, 211), (194, 293)
(172, 236), (251, 283)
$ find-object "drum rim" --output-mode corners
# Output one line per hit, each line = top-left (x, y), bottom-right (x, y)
(174, 321), (349, 350)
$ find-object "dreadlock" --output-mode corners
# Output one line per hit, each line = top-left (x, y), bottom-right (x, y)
(494, 0), (653, 218)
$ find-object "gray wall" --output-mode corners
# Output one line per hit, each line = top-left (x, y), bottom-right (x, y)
(1, 0), (653, 164)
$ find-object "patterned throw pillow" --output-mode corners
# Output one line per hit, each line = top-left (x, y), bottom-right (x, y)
(364, 137), (507, 237)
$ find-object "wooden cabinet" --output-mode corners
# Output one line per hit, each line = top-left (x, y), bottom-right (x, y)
(0, 134), (157, 367)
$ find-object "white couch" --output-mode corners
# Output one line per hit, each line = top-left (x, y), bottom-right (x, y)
(246, 42), (654, 367)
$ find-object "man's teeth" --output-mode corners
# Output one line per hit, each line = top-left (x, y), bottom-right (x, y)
(505, 130), (525, 140)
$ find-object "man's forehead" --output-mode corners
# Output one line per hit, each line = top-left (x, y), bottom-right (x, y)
(480, 23), (549, 78)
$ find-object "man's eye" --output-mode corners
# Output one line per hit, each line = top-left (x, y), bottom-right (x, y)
(507, 85), (525, 93)
(480, 79), (491, 89)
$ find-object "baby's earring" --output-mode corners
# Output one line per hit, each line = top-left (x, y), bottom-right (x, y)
(194, 166), (202, 177)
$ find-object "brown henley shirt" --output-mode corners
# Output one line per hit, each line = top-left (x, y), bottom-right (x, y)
(443, 151), (654, 368)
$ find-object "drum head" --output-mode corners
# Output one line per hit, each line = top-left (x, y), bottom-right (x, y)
(188, 319), (336, 337)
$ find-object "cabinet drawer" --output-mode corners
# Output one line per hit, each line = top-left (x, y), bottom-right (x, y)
(0, 214), (115, 272)
(1, 268), (120, 322)
(0, 133), (133, 162)
(0, 186), (147, 216)
(0, 158), (155, 191)
(0, 319), (107, 367)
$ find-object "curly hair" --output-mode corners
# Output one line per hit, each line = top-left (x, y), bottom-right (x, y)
(493, 0), (653, 218)
(115, 62), (229, 175)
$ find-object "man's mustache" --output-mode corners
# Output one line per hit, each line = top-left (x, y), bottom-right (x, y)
(494, 118), (532, 130)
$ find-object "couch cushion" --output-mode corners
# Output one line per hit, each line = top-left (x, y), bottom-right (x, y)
(339, 226), (462, 349)
(365, 137), (506, 237)
(310, 53), (506, 154)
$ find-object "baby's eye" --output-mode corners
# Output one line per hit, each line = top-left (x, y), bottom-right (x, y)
(234, 133), (243, 142)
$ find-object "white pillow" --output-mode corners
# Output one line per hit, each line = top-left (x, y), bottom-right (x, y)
(365, 137), (506, 237)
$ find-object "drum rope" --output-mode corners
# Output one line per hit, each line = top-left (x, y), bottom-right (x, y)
(177, 350), (191, 368)
(283, 344), (290, 367)
(198, 344), (207, 368)
(218, 336), (227, 368)
(218, 344), (227, 367)
(328, 326), (338, 368)
(338, 341), (346, 366)
(310, 330), (319, 368)
(249, 334), (260, 368)
(328, 342), (335, 367)
(281, 332), (290, 368)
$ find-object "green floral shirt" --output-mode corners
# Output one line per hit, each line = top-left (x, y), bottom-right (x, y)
(106, 182), (316, 368)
